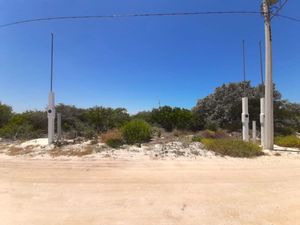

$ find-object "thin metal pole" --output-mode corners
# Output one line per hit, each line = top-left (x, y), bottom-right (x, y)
(263, 0), (274, 150)
(242, 40), (246, 83)
(50, 33), (54, 92)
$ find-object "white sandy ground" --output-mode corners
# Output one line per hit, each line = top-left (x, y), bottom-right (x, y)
(1, 157), (300, 225)
(1, 139), (300, 225)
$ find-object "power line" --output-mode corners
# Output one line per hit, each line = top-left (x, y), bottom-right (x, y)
(270, 0), (289, 19)
(274, 14), (300, 23)
(0, 11), (261, 29)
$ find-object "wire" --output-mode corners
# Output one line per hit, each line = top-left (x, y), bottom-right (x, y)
(0, 11), (261, 29)
(274, 14), (300, 23)
(271, 0), (288, 19)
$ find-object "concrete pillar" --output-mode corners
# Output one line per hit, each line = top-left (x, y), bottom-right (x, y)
(242, 97), (249, 142)
(252, 121), (257, 143)
(47, 92), (55, 144)
(260, 98), (265, 146)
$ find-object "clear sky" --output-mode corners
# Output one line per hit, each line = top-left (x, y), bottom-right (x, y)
(0, 0), (299, 114)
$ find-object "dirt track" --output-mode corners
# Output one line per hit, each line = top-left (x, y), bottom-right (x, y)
(1, 157), (300, 225)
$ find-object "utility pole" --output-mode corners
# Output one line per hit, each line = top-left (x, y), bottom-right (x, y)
(241, 40), (249, 142)
(47, 33), (56, 145)
(259, 41), (265, 147)
(262, 0), (275, 150)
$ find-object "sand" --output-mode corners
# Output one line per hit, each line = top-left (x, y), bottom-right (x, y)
(1, 156), (300, 225)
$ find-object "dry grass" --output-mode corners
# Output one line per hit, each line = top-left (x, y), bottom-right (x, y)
(7, 146), (33, 156)
(101, 130), (124, 148)
(101, 130), (123, 143)
(49, 146), (94, 157)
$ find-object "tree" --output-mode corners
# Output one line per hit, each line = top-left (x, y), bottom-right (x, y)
(0, 102), (13, 128)
(84, 107), (130, 133)
(151, 106), (202, 132)
(193, 81), (297, 135)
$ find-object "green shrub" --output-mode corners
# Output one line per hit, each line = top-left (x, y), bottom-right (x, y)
(106, 138), (124, 148)
(122, 120), (152, 145)
(275, 136), (300, 149)
(192, 136), (202, 142)
(202, 138), (263, 158)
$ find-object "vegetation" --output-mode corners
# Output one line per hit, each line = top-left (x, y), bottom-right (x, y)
(202, 138), (263, 158)
(121, 120), (152, 145)
(0, 81), (299, 141)
(192, 136), (202, 142)
(0, 111), (47, 140)
(193, 81), (300, 135)
(49, 146), (94, 157)
(275, 136), (300, 149)
(151, 106), (203, 132)
(0, 102), (13, 128)
(101, 130), (124, 148)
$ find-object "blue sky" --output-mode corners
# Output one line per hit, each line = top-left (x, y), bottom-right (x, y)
(0, 0), (299, 114)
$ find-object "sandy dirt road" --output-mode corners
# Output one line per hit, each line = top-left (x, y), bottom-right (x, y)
(1, 157), (300, 225)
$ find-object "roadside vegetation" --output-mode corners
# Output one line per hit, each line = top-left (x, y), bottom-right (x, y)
(0, 82), (299, 157)
(275, 135), (300, 149)
(201, 138), (263, 158)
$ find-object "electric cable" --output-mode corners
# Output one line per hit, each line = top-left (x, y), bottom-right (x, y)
(0, 11), (261, 29)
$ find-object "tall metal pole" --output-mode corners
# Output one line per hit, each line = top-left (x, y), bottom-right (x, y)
(241, 40), (249, 142)
(50, 33), (54, 92)
(242, 40), (246, 84)
(48, 33), (56, 145)
(262, 0), (274, 150)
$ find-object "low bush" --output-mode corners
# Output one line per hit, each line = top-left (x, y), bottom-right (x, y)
(275, 136), (300, 149)
(101, 130), (124, 148)
(122, 120), (152, 145)
(192, 136), (202, 142)
(202, 138), (263, 158)
(201, 129), (228, 139)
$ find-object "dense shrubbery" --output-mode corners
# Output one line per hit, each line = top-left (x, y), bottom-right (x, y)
(202, 138), (263, 158)
(0, 111), (47, 139)
(0, 102), (13, 128)
(121, 120), (152, 145)
(0, 81), (299, 140)
(275, 136), (300, 149)
(100, 121), (153, 147)
(193, 81), (300, 135)
(150, 106), (203, 132)
(0, 103), (130, 140)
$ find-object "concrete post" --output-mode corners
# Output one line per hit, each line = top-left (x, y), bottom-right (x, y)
(263, 0), (274, 150)
(260, 98), (265, 146)
(47, 92), (55, 144)
(242, 97), (249, 142)
(252, 121), (257, 143)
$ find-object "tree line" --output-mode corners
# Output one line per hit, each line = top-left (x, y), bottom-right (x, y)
(0, 81), (299, 140)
